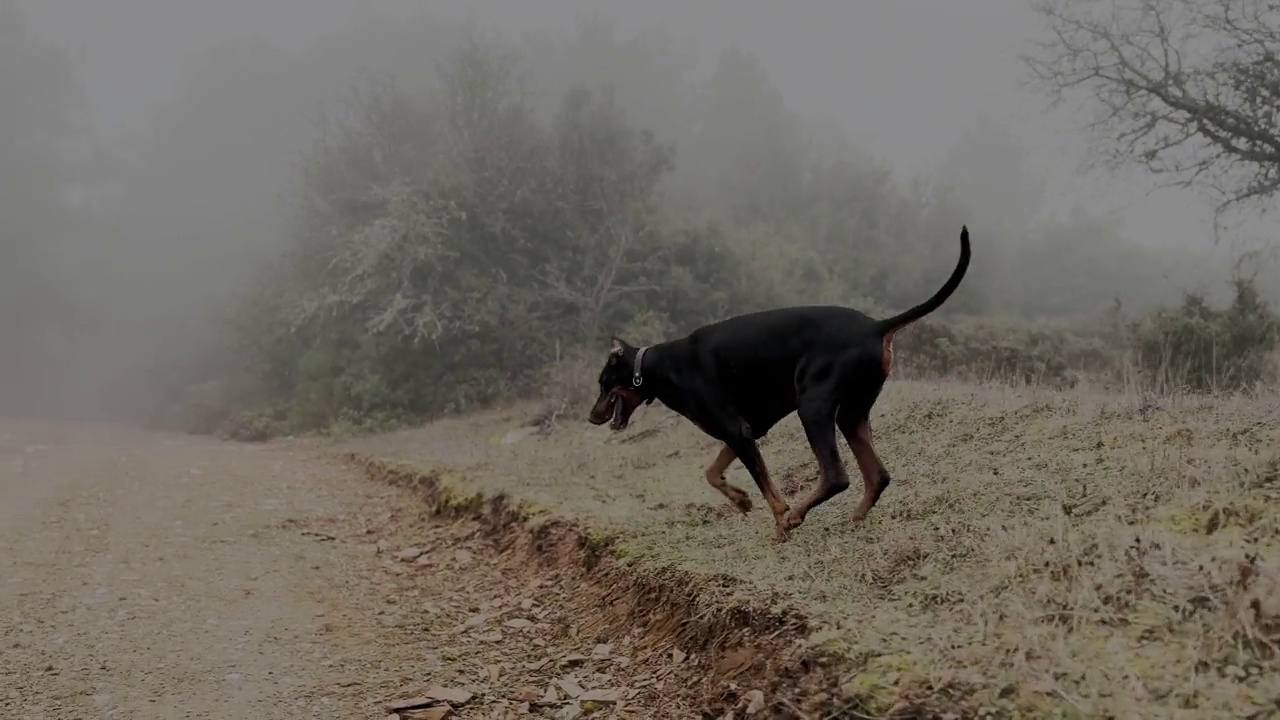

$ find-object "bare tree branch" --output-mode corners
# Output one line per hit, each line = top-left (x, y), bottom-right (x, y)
(1026, 0), (1280, 221)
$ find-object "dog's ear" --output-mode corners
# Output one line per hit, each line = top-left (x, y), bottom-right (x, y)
(609, 337), (627, 356)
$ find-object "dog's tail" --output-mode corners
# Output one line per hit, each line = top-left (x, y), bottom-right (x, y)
(874, 225), (971, 337)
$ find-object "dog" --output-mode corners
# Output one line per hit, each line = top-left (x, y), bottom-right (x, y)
(587, 226), (970, 542)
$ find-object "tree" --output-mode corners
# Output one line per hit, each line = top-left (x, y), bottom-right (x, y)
(687, 45), (808, 223)
(538, 84), (674, 340)
(520, 10), (699, 153)
(938, 118), (1045, 236)
(0, 0), (89, 413)
(1027, 0), (1280, 216)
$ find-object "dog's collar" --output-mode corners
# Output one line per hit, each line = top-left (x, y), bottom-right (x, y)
(632, 346), (650, 388)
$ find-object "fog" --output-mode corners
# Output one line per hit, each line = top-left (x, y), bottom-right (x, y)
(4, 0), (1277, 426)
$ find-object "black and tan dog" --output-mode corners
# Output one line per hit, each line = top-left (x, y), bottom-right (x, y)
(588, 226), (971, 541)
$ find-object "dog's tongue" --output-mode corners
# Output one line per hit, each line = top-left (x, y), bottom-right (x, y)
(611, 396), (624, 427)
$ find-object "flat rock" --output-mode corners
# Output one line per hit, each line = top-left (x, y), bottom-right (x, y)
(424, 686), (473, 705)
(384, 697), (437, 712)
(403, 708), (453, 720)
(580, 688), (621, 703)
(555, 678), (585, 698)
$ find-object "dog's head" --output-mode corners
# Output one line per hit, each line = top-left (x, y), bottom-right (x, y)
(587, 337), (647, 432)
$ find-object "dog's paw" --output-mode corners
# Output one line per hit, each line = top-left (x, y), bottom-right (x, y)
(773, 509), (805, 542)
(785, 508), (805, 528)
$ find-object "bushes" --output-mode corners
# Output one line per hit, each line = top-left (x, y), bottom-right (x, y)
(890, 277), (1279, 394)
(896, 317), (1117, 389)
(1130, 278), (1279, 392)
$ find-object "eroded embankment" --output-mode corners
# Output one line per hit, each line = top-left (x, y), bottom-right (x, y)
(343, 453), (974, 719)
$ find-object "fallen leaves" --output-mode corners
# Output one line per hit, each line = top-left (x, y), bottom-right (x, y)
(365, 520), (705, 719)
(714, 646), (758, 678)
(382, 686), (472, 720)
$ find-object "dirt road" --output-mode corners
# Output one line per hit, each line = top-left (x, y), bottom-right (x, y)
(0, 419), (681, 720)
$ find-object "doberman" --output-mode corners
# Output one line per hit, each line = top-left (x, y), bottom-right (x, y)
(587, 226), (971, 542)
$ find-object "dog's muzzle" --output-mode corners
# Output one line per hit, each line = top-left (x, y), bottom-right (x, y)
(588, 389), (640, 431)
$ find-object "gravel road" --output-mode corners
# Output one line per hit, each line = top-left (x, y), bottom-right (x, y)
(0, 419), (675, 720)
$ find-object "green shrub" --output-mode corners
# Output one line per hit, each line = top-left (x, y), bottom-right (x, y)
(896, 317), (1119, 389)
(1130, 277), (1279, 392)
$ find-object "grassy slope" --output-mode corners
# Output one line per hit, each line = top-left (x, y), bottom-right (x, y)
(339, 379), (1280, 718)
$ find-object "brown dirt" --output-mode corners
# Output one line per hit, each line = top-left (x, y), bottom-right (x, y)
(0, 418), (706, 719)
(344, 455), (902, 720)
(339, 379), (1280, 719)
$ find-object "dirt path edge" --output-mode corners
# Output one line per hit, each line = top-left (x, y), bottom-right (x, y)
(341, 453), (975, 720)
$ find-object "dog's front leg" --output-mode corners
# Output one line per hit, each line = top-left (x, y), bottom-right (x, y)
(703, 445), (753, 514)
(727, 439), (792, 542)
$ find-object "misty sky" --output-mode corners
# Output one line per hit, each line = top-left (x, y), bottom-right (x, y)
(24, 0), (1262, 252)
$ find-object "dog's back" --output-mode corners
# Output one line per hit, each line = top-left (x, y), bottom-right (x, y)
(686, 304), (879, 368)
(674, 305), (883, 434)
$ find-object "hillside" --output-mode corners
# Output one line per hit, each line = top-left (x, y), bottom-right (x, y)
(340, 378), (1280, 718)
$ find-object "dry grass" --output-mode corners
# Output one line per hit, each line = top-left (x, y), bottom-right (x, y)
(338, 379), (1280, 718)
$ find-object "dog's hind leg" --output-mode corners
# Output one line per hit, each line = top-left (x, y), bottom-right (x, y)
(836, 409), (891, 522)
(784, 397), (851, 531)
(704, 445), (752, 514)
